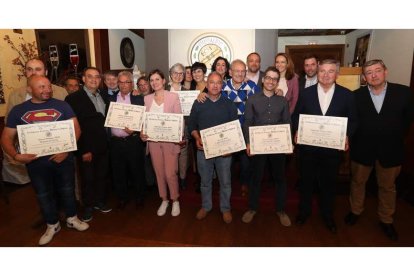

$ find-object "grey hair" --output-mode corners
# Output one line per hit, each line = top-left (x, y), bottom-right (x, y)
(318, 59), (340, 73)
(118, 70), (133, 82)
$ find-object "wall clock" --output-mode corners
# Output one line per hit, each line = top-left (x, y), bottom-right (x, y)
(120, 37), (135, 68)
(189, 33), (232, 72)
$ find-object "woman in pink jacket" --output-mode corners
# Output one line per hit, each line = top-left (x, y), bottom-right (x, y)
(274, 53), (299, 114)
(141, 69), (183, 217)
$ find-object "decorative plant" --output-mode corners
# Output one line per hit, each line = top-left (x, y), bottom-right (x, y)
(3, 35), (39, 81)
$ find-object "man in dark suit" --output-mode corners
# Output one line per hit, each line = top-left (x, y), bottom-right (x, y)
(344, 59), (414, 241)
(108, 71), (145, 209)
(65, 67), (111, 222)
(292, 59), (357, 233)
(298, 54), (318, 93)
(246, 52), (265, 91)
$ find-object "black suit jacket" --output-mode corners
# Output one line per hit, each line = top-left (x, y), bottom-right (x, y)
(292, 83), (358, 157)
(350, 82), (414, 167)
(299, 75), (306, 92)
(65, 88), (109, 155)
(257, 71), (265, 91)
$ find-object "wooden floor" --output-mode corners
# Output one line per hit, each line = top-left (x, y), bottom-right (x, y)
(1, 172), (414, 247)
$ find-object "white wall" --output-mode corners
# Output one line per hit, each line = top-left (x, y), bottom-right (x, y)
(278, 35), (346, 53)
(369, 29), (414, 85)
(168, 29), (255, 68)
(108, 29), (145, 71)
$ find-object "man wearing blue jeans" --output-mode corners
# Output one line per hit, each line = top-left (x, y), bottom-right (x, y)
(189, 72), (238, 223)
(1, 76), (89, 246)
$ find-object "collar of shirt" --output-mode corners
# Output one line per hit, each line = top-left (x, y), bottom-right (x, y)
(117, 91), (131, 103)
(368, 81), (388, 96)
(84, 86), (100, 97)
(317, 83), (335, 115)
(247, 71), (260, 85)
(305, 75), (318, 88)
(208, 94), (221, 102)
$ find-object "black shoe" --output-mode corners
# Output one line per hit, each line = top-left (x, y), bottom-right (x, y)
(93, 203), (112, 213)
(379, 222), (398, 241)
(82, 207), (93, 222)
(179, 178), (187, 190)
(325, 219), (337, 234)
(295, 214), (308, 225)
(344, 212), (359, 226)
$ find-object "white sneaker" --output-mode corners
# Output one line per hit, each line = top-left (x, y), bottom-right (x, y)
(66, 216), (89, 231)
(39, 222), (61, 246)
(171, 201), (180, 216)
(157, 200), (169, 216)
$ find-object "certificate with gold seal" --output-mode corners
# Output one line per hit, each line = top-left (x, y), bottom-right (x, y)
(17, 120), (77, 157)
(104, 102), (145, 131)
(249, 124), (293, 154)
(297, 114), (348, 150)
(200, 120), (246, 159)
(174, 90), (199, 116)
(143, 112), (183, 143)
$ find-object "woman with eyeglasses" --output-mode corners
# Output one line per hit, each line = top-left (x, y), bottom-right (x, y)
(274, 53), (299, 114)
(166, 63), (190, 190)
(140, 69), (183, 217)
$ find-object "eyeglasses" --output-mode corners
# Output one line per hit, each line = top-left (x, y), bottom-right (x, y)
(172, 72), (184, 77)
(138, 83), (148, 88)
(264, 76), (279, 82)
(118, 81), (132, 85)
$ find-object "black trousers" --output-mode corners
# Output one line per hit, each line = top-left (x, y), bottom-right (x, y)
(248, 154), (287, 212)
(110, 135), (145, 202)
(78, 151), (109, 208)
(299, 152), (340, 220)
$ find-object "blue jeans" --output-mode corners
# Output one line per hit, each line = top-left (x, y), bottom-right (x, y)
(197, 151), (232, 212)
(26, 154), (77, 225)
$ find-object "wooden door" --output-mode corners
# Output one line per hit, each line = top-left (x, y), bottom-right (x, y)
(286, 44), (345, 76)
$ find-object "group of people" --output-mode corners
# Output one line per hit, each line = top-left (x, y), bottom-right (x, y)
(1, 49), (413, 246)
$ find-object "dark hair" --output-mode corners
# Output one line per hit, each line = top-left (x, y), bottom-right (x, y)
(137, 76), (148, 84)
(303, 53), (319, 63)
(103, 70), (118, 78)
(211, 56), (230, 80)
(264, 66), (280, 81)
(82, 66), (101, 76)
(147, 69), (166, 92)
(64, 75), (80, 86)
(274, 53), (295, 80)
(191, 62), (207, 74)
(247, 52), (261, 62)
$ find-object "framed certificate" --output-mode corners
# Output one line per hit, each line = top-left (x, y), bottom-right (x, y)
(104, 102), (145, 131)
(17, 120), (77, 157)
(173, 90), (199, 116)
(249, 124), (293, 154)
(297, 114), (348, 150)
(200, 119), (246, 159)
(143, 112), (183, 143)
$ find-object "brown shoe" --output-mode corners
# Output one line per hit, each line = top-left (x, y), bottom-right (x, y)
(242, 210), (256, 223)
(196, 208), (208, 220)
(241, 185), (248, 197)
(222, 211), (232, 224)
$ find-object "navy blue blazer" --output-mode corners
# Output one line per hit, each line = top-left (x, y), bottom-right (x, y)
(292, 83), (358, 157)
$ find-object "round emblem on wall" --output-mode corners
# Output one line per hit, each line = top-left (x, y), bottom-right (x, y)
(189, 34), (232, 72)
(120, 37), (135, 68)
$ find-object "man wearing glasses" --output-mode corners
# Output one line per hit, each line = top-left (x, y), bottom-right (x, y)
(223, 59), (260, 197)
(136, 76), (151, 96)
(345, 59), (414, 241)
(241, 66), (292, 226)
(108, 71), (145, 209)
